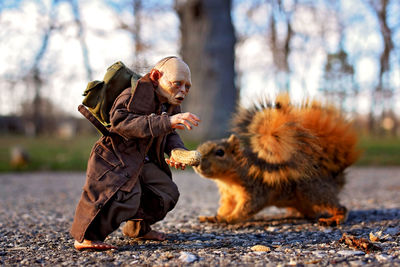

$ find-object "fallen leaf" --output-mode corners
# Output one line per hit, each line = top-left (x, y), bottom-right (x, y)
(339, 233), (381, 253)
(369, 231), (380, 242)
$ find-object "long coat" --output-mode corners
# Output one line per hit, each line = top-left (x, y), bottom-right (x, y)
(70, 74), (185, 242)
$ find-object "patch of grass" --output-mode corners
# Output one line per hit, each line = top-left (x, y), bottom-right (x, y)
(1, 134), (399, 172)
(356, 136), (400, 166)
(0, 134), (99, 172)
(0, 134), (200, 172)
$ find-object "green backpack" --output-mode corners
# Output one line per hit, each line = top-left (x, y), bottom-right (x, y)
(82, 61), (142, 126)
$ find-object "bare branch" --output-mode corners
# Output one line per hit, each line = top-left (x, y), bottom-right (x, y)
(68, 0), (93, 81)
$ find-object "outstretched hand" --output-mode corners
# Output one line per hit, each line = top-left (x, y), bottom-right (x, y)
(166, 156), (186, 170)
(170, 112), (200, 130)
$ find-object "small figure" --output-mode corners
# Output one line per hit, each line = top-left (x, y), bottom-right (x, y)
(194, 93), (359, 226)
(71, 56), (200, 251)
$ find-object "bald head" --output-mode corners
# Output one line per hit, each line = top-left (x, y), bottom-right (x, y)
(154, 57), (191, 82)
(150, 57), (192, 105)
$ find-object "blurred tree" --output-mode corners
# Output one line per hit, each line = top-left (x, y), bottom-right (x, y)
(268, 0), (294, 91)
(115, 0), (148, 71)
(0, 0), (99, 135)
(132, 0), (145, 69)
(176, 0), (237, 140)
(368, 0), (396, 135)
(28, 0), (58, 136)
(20, 97), (61, 136)
(69, 0), (93, 81)
(321, 49), (356, 111)
(1, 0), (399, 138)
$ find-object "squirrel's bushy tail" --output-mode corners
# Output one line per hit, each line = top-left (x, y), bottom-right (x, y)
(232, 93), (360, 185)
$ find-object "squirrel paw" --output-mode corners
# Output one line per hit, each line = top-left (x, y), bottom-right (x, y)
(198, 215), (219, 223)
(198, 215), (243, 224)
(318, 216), (344, 226)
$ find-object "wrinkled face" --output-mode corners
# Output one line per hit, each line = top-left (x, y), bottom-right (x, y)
(194, 135), (240, 179)
(157, 59), (192, 105)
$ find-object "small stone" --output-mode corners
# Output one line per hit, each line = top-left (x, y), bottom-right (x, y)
(312, 250), (326, 257)
(385, 227), (399, 236)
(349, 260), (364, 266)
(250, 245), (271, 252)
(178, 252), (198, 263)
(376, 254), (392, 262)
(338, 250), (365, 256)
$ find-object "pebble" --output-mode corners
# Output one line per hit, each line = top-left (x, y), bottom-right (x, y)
(338, 250), (365, 256)
(385, 227), (399, 236)
(250, 245), (271, 252)
(311, 250), (326, 257)
(376, 254), (392, 262)
(179, 252), (198, 263)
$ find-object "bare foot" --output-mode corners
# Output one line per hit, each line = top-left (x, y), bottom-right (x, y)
(140, 230), (166, 241)
(74, 239), (117, 251)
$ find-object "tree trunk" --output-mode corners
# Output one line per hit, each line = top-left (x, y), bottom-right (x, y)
(176, 0), (237, 141)
(368, 0), (394, 136)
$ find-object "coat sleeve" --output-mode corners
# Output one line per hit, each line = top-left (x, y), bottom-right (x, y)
(164, 105), (187, 156)
(164, 131), (187, 156)
(110, 93), (173, 140)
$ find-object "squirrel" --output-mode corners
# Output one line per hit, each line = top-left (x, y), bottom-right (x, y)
(193, 93), (360, 226)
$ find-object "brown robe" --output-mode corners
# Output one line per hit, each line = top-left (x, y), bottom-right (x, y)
(70, 73), (185, 242)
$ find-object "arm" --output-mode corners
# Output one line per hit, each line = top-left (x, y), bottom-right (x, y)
(164, 130), (186, 156)
(164, 105), (202, 169)
(164, 105), (186, 170)
(110, 93), (173, 140)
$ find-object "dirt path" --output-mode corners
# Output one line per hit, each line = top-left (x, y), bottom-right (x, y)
(0, 167), (399, 266)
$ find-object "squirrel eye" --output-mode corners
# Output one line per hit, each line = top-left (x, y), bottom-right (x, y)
(215, 149), (225, 157)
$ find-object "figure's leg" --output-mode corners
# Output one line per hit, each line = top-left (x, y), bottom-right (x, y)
(122, 217), (166, 241)
(123, 162), (179, 240)
(75, 186), (142, 251)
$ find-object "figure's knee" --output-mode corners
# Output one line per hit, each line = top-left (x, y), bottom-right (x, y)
(170, 181), (180, 203)
(164, 181), (180, 213)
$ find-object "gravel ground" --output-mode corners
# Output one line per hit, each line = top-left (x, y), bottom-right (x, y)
(0, 167), (399, 266)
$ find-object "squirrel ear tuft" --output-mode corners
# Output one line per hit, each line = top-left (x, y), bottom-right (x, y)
(227, 134), (240, 151)
(228, 134), (238, 144)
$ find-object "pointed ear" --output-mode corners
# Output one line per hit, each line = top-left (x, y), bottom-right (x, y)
(149, 69), (162, 87)
(227, 134), (240, 152)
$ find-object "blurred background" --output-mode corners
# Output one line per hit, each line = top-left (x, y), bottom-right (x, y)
(0, 0), (399, 171)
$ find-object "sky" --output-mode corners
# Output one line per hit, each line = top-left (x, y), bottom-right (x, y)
(0, 0), (399, 117)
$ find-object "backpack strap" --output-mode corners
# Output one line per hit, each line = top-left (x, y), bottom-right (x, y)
(78, 104), (110, 136)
